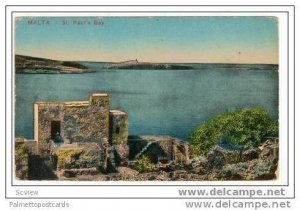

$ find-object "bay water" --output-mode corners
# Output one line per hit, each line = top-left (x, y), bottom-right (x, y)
(15, 63), (278, 140)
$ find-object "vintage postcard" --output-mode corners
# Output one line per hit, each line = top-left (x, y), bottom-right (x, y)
(2, 3), (298, 210)
(13, 14), (281, 182)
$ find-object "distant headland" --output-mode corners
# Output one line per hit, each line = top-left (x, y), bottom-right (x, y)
(107, 59), (194, 70)
(15, 55), (94, 74)
(15, 55), (278, 74)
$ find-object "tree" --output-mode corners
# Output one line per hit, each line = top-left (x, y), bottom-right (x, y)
(189, 108), (278, 157)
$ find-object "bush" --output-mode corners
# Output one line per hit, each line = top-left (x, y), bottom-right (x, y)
(57, 149), (82, 169)
(134, 155), (155, 173)
(189, 108), (278, 157)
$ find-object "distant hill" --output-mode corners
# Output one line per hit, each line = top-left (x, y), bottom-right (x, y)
(15, 55), (94, 74)
(107, 59), (193, 70)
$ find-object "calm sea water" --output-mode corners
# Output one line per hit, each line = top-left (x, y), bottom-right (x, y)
(15, 63), (279, 140)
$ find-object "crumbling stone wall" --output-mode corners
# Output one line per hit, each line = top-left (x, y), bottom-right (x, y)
(114, 144), (129, 166)
(173, 143), (190, 164)
(155, 140), (189, 164)
(128, 136), (190, 164)
(24, 140), (38, 155)
(109, 110), (129, 166)
(15, 140), (29, 180)
(55, 143), (103, 170)
(63, 105), (90, 144)
(36, 103), (64, 154)
(128, 139), (148, 159)
(63, 95), (109, 145)
(109, 110), (128, 145)
(36, 94), (110, 152)
(15, 137), (57, 180)
(32, 93), (130, 176)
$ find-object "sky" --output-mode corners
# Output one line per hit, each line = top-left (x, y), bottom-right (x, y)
(15, 16), (278, 64)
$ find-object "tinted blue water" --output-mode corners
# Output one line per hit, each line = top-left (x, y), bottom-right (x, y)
(15, 63), (278, 140)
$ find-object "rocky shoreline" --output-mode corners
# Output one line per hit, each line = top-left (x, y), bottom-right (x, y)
(15, 54), (94, 74)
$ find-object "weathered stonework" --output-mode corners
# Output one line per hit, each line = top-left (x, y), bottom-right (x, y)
(15, 93), (192, 180)
(109, 110), (129, 166)
(63, 95), (109, 145)
(36, 103), (64, 155)
(35, 94), (110, 153)
(15, 139), (29, 180)
(109, 110), (128, 145)
(32, 93), (127, 175)
(53, 143), (103, 170)
(128, 136), (190, 164)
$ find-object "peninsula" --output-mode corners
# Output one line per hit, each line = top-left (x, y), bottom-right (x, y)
(107, 59), (193, 70)
(15, 55), (94, 74)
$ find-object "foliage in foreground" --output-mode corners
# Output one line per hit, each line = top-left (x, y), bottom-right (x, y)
(134, 155), (155, 173)
(189, 108), (278, 157)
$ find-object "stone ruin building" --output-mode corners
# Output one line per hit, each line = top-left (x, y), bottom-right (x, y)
(15, 93), (189, 180)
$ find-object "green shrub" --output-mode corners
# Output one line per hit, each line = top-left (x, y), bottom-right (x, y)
(57, 149), (82, 169)
(189, 108), (278, 157)
(134, 155), (155, 173)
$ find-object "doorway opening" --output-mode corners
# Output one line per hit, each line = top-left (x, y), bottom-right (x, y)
(115, 126), (120, 134)
(51, 121), (61, 139)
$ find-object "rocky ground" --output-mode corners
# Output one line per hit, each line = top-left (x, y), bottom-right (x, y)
(57, 139), (278, 181)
